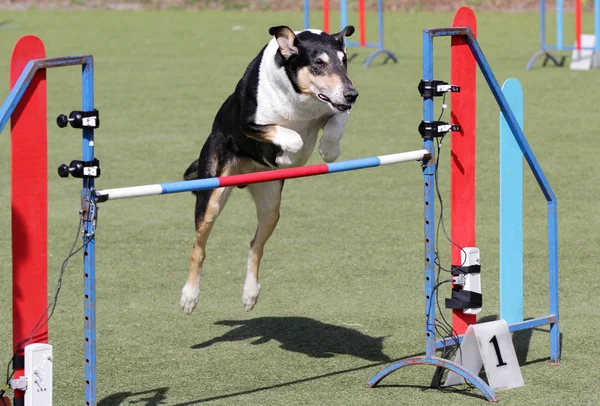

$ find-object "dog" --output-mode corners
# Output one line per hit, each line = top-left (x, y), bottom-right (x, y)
(180, 25), (359, 315)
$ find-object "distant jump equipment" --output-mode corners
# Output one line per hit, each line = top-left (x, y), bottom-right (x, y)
(304, 0), (398, 66)
(527, 0), (600, 69)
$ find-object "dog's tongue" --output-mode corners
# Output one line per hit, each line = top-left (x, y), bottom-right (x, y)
(318, 93), (331, 103)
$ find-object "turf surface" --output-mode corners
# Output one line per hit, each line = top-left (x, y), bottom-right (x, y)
(0, 7), (599, 406)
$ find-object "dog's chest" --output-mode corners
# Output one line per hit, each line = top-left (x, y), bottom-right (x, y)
(284, 118), (326, 140)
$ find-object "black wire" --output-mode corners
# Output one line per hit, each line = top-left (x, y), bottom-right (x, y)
(429, 94), (475, 390)
(1, 206), (94, 402)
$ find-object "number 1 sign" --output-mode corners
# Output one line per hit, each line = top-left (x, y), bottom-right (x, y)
(444, 320), (525, 391)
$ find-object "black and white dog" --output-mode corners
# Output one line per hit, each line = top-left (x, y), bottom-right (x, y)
(180, 25), (359, 315)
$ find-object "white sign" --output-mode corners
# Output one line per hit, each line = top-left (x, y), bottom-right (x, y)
(570, 35), (597, 70)
(444, 319), (524, 391)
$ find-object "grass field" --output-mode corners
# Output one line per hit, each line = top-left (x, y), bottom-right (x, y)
(0, 7), (599, 406)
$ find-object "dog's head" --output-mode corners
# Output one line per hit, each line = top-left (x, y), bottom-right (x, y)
(268, 25), (359, 112)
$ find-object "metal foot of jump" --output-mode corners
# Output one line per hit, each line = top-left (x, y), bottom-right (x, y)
(364, 49), (398, 67)
(526, 50), (566, 70)
(367, 356), (499, 403)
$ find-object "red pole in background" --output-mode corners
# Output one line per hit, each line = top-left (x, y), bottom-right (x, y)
(10, 35), (48, 403)
(576, 0), (582, 50)
(450, 8), (477, 336)
(323, 0), (330, 33)
(359, 0), (366, 46)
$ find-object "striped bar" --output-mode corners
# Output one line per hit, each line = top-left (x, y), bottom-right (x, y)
(500, 78), (524, 325)
(96, 149), (429, 202)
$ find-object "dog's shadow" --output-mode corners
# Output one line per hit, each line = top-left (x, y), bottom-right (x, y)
(192, 316), (391, 362)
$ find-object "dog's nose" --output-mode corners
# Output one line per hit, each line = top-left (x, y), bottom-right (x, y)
(344, 87), (359, 104)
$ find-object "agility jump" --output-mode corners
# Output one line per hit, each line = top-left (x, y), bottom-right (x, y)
(1, 7), (559, 405)
(304, 0), (397, 66)
(367, 7), (560, 402)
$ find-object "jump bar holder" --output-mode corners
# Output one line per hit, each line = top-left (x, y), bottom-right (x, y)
(418, 79), (460, 98)
(56, 109), (99, 129)
(57, 159), (101, 179)
(419, 120), (461, 138)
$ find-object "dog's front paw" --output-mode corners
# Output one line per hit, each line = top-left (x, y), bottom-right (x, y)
(322, 111), (348, 143)
(180, 281), (200, 315)
(242, 281), (261, 312)
(273, 126), (303, 153)
(318, 139), (341, 163)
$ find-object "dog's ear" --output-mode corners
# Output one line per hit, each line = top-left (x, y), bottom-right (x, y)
(331, 25), (355, 42)
(268, 26), (298, 59)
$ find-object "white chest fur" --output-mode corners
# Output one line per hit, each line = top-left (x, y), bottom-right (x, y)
(254, 39), (335, 168)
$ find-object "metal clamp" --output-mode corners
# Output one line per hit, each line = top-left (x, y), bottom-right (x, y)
(418, 80), (460, 98)
(56, 109), (100, 129)
(58, 159), (101, 179)
(418, 121), (461, 138)
(9, 377), (28, 391)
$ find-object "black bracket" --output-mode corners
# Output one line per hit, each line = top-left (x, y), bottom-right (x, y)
(419, 120), (461, 138)
(445, 289), (483, 309)
(58, 159), (101, 179)
(57, 109), (100, 129)
(445, 263), (482, 310)
(451, 264), (481, 275)
(418, 80), (460, 98)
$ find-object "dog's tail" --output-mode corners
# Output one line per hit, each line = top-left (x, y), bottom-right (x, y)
(184, 159), (200, 181)
(184, 159), (201, 195)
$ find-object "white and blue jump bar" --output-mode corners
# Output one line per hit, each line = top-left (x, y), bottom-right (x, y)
(95, 149), (429, 202)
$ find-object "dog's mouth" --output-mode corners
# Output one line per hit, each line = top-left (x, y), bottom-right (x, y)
(318, 93), (352, 112)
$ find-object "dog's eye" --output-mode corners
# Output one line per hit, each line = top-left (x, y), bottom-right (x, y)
(315, 58), (327, 66)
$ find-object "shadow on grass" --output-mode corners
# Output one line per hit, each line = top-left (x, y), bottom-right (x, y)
(99, 317), (561, 405)
(374, 383), (489, 401)
(173, 353), (421, 405)
(192, 316), (391, 362)
(98, 387), (169, 406)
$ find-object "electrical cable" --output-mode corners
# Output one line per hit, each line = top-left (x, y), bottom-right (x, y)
(0, 205), (96, 403)
(428, 93), (475, 390)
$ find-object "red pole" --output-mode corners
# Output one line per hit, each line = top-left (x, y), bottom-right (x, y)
(10, 35), (48, 403)
(450, 8), (477, 336)
(323, 0), (329, 33)
(576, 0), (582, 51)
(359, 0), (366, 46)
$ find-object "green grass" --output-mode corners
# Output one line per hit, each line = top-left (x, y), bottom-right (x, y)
(0, 8), (599, 406)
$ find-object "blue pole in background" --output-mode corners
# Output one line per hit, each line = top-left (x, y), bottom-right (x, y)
(340, 0), (347, 31)
(541, 0), (546, 50)
(500, 78), (524, 326)
(304, 0), (310, 30)
(557, 0), (564, 50)
(378, 0), (385, 49)
(595, 0), (600, 51)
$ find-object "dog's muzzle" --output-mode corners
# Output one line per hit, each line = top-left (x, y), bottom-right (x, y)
(318, 86), (359, 112)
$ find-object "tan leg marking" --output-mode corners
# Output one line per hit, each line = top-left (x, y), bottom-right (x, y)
(242, 181), (283, 311)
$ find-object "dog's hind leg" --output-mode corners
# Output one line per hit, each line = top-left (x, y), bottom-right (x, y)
(180, 158), (234, 315)
(243, 180), (284, 311)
